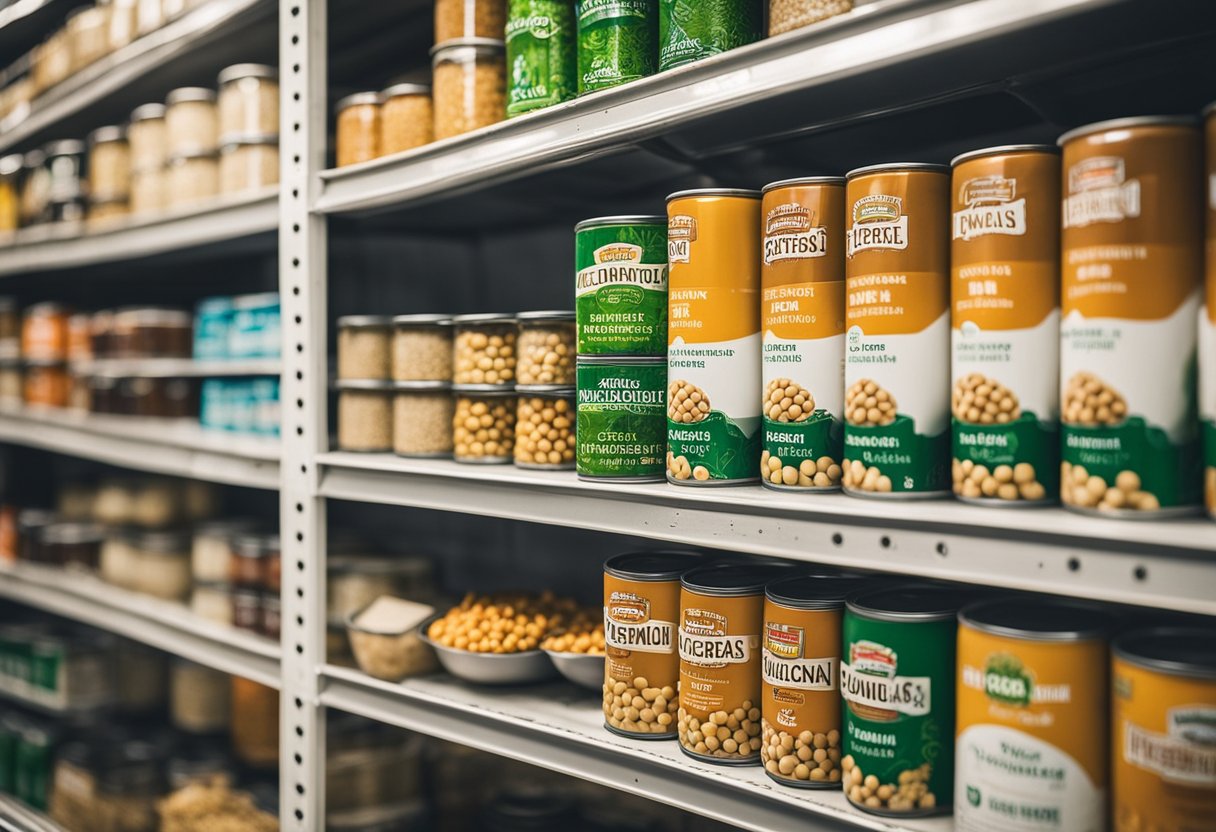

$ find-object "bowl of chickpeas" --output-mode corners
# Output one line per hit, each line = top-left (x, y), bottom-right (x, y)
(540, 609), (605, 690)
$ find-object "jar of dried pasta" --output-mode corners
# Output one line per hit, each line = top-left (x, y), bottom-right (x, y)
(431, 38), (506, 141)
(66, 4), (110, 72)
(394, 381), (455, 458)
(514, 391), (575, 469)
(217, 64), (279, 142)
(87, 125), (130, 202)
(165, 87), (218, 157)
(452, 313), (516, 386)
(380, 83), (433, 156)
(335, 92), (382, 167)
(166, 152), (219, 209)
(435, 0), (506, 41)
(338, 315), (393, 380)
(769, 0), (853, 36)
(128, 103), (168, 173)
(219, 137), (279, 195)
(453, 388), (516, 463)
(392, 314), (453, 382)
(337, 380), (394, 452)
(516, 311), (575, 389)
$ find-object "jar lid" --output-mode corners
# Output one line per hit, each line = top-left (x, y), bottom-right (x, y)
(681, 562), (800, 597)
(87, 125), (127, 146)
(516, 310), (575, 323)
(392, 313), (452, 327)
(381, 82), (432, 98)
(167, 150), (220, 164)
(335, 91), (383, 113)
(24, 358), (67, 368)
(114, 307), (192, 326)
(166, 87), (217, 106)
(192, 580), (231, 593)
(761, 176), (846, 193)
(194, 518), (256, 537)
(393, 380), (452, 392)
(219, 133), (280, 151)
(452, 385), (516, 397)
(336, 379), (395, 391)
(451, 312), (515, 325)
(41, 522), (105, 545)
(0, 154), (22, 176)
(1057, 115), (1199, 146)
(337, 314), (393, 329)
(960, 597), (1111, 642)
(43, 139), (85, 157)
(230, 292), (280, 309)
(217, 63), (279, 85)
(845, 162), (950, 178)
(129, 103), (167, 122)
(429, 37), (506, 60)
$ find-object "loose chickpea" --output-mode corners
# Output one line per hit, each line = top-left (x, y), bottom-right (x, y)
(516, 318), (575, 386)
(845, 379), (897, 426)
(432, 41), (506, 140)
(428, 591), (584, 655)
(541, 607), (604, 655)
(453, 320), (516, 385)
(453, 394), (516, 461)
(841, 458), (893, 494)
(514, 394), (574, 468)
(952, 373), (1022, 424)
(1062, 372), (1127, 426)
(668, 380), (711, 423)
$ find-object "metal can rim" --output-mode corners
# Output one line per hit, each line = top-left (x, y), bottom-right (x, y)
(516, 310), (575, 323)
(846, 584), (970, 622)
(680, 563), (799, 597)
(959, 597), (1110, 642)
(604, 550), (704, 582)
(666, 188), (762, 202)
(845, 162), (949, 179)
(950, 144), (1060, 167)
(761, 176), (846, 194)
(1057, 115), (1200, 146)
(574, 215), (667, 232)
(1112, 627), (1216, 680)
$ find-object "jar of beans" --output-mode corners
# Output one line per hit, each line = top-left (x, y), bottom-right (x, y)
(86, 126), (130, 202)
(768, 0), (853, 36)
(431, 38), (506, 141)
(128, 103), (168, 173)
(453, 389), (516, 463)
(393, 381), (455, 458)
(515, 311), (575, 389)
(337, 379), (394, 453)
(391, 314), (453, 382)
(337, 315), (393, 380)
(165, 87), (219, 157)
(217, 64), (280, 142)
(514, 391), (574, 470)
(219, 137), (279, 194)
(452, 313), (516, 387)
(380, 83), (433, 156)
(335, 92), (382, 167)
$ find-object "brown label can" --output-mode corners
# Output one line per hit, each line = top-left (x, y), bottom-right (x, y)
(677, 563), (794, 765)
(1059, 116), (1204, 516)
(843, 163), (951, 497)
(1203, 102), (1216, 519)
(955, 598), (1110, 831)
(950, 145), (1061, 506)
(1111, 627), (1216, 832)
(602, 551), (703, 739)
(759, 177), (846, 492)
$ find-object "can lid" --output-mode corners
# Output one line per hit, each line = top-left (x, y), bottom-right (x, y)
(846, 584), (977, 622)
(1057, 115), (1200, 146)
(950, 144), (1060, 167)
(451, 312), (516, 325)
(845, 162), (949, 179)
(87, 125), (127, 146)
(765, 574), (873, 610)
(667, 188), (761, 202)
(576, 355), (666, 366)
(604, 550), (704, 582)
(336, 379), (395, 391)
(960, 597), (1111, 642)
(1112, 627), (1216, 680)
(761, 176), (846, 193)
(129, 103), (167, 122)
(217, 63), (278, 86)
(381, 82), (432, 98)
(573, 215), (667, 232)
(165, 87), (217, 106)
(44, 139), (85, 157)
(0, 154), (21, 176)
(516, 310), (575, 323)
(392, 313), (453, 326)
(429, 37), (506, 59)
(335, 91), (384, 112)
(393, 380), (452, 392)
(681, 562), (800, 597)
(337, 314), (393, 328)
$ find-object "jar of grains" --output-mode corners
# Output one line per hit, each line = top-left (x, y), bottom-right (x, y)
(166, 152), (219, 208)
(133, 531), (193, 600)
(380, 83), (433, 156)
(338, 380), (394, 452)
(515, 311), (575, 388)
(219, 138), (279, 194)
(393, 381), (455, 458)
(171, 660), (231, 734)
(335, 92), (382, 167)
(216, 64), (280, 142)
(453, 389), (516, 463)
(190, 581), (233, 625)
(391, 314), (453, 382)
(130, 170), (166, 214)
(165, 87), (218, 157)
(514, 391), (575, 469)
(86, 126), (130, 202)
(435, 0), (506, 41)
(66, 4), (109, 72)
(769, 0), (853, 36)
(430, 38), (506, 140)
(108, 0), (138, 52)
(452, 313), (516, 386)
(338, 315), (393, 380)
(128, 103), (168, 172)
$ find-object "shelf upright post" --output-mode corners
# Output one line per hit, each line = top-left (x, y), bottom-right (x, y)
(279, 0), (330, 827)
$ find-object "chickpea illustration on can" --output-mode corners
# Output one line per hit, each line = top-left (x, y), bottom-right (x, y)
(666, 189), (762, 485)
(950, 146), (1061, 505)
(759, 178), (846, 492)
(843, 164), (952, 498)
(1203, 102), (1216, 520)
(1058, 116), (1204, 516)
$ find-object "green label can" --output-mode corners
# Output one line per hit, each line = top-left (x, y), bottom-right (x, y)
(577, 357), (666, 481)
(658, 0), (762, 72)
(576, 0), (657, 94)
(506, 0), (578, 117)
(575, 215), (668, 356)
(841, 586), (969, 818)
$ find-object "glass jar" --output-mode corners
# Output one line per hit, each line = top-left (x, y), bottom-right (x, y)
(335, 91), (382, 167)
(44, 140), (86, 205)
(392, 314), (453, 382)
(191, 518), (252, 582)
(99, 528), (140, 588)
(452, 313), (516, 386)
(22, 301), (69, 361)
(0, 154), (20, 233)
(42, 522), (104, 570)
(17, 509), (56, 563)
(68, 370), (90, 412)
(132, 530), (191, 600)
(136, 0), (164, 35)
(38, 28), (72, 91)
(231, 677), (278, 768)
(231, 587), (261, 633)
(67, 313), (91, 363)
(66, 4), (110, 72)
(20, 149), (50, 226)
(108, 0), (139, 52)
(380, 83), (433, 156)
(23, 362), (70, 408)
(218, 138), (279, 194)
(0, 361), (21, 406)
(431, 39), (506, 140)
(328, 555), (434, 623)
(130, 169), (165, 214)
(110, 307), (192, 357)
(229, 532), (278, 590)
(515, 310), (575, 388)
(337, 315), (393, 380)
(514, 391), (575, 469)
(165, 87), (218, 157)
(217, 64), (279, 142)
(128, 103), (168, 173)
(190, 582), (233, 625)
(337, 380), (394, 452)
(262, 593), (281, 639)
(0, 297), (19, 356)
(166, 152), (219, 209)
(768, 0), (853, 36)
(435, 0), (507, 41)
(171, 660), (230, 734)
(393, 382), (455, 458)
(87, 199), (129, 225)
(86, 125), (130, 202)
(453, 390), (516, 463)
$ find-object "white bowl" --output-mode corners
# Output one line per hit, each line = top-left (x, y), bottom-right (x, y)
(420, 617), (557, 685)
(544, 650), (604, 690)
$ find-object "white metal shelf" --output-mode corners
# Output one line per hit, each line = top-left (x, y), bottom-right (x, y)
(322, 665), (951, 832)
(0, 190), (278, 276)
(0, 562), (281, 688)
(318, 453), (1216, 615)
(0, 407), (279, 488)
(0, 795), (65, 832)
(71, 357), (282, 378)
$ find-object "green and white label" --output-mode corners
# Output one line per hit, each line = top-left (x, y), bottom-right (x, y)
(576, 360), (666, 479)
(575, 221), (668, 356)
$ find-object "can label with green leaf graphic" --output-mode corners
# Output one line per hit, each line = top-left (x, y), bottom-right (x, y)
(577, 357), (666, 481)
(506, 0), (577, 117)
(575, 216), (668, 356)
(658, 0), (762, 72)
(576, 0), (658, 94)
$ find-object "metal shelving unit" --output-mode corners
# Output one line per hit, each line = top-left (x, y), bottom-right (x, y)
(0, 795), (65, 832)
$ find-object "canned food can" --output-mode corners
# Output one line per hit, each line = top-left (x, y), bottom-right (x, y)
(1111, 627), (1216, 832)
(576, 0), (658, 94)
(843, 164), (952, 498)
(955, 598), (1111, 830)
(677, 562), (797, 764)
(760, 574), (870, 788)
(574, 215), (668, 356)
(576, 357), (666, 482)
(842, 584), (976, 816)
(658, 0), (762, 71)
(950, 145), (1062, 506)
(1203, 102), (1216, 519)
(666, 189), (762, 485)
(505, 0), (577, 117)
(759, 177), (847, 492)
(602, 550), (704, 738)
(1058, 116), (1204, 517)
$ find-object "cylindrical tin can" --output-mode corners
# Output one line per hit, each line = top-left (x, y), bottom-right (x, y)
(574, 215), (669, 356)
(955, 598), (1111, 831)
(760, 574), (870, 788)
(1111, 627), (1216, 831)
(657, 0), (762, 71)
(505, 0), (577, 117)
(842, 584), (974, 816)
(950, 145), (1061, 506)
(666, 189), (762, 485)
(577, 0), (658, 94)
(576, 357), (666, 482)
(1058, 116), (1204, 517)
(759, 177), (847, 492)
(843, 163), (952, 498)
(677, 562), (797, 764)
(1203, 102), (1216, 520)
(602, 550), (704, 739)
